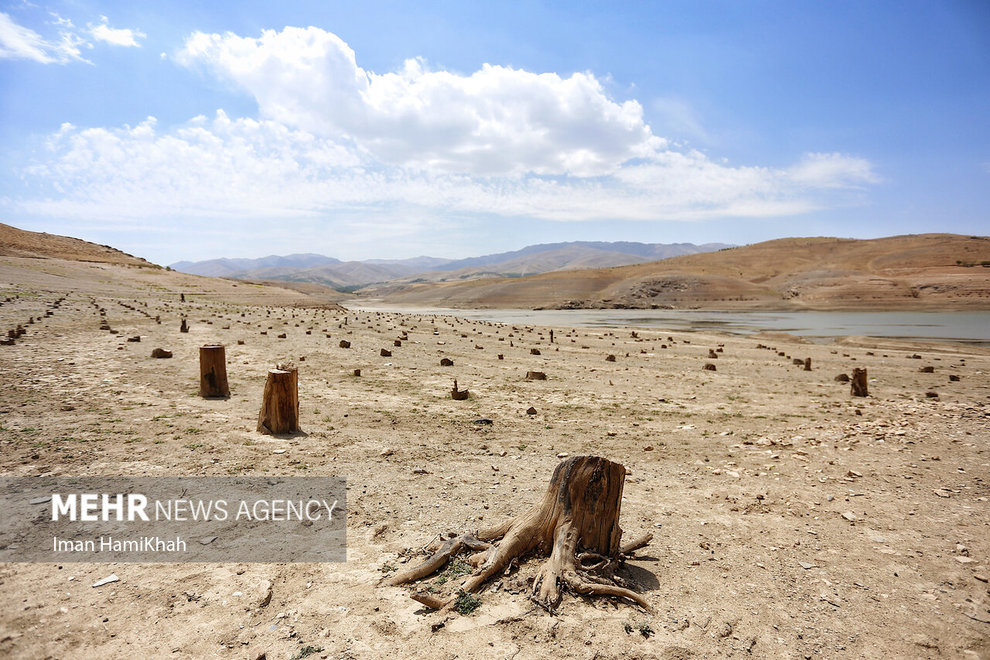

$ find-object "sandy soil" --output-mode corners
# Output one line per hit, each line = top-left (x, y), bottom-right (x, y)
(1, 266), (989, 659)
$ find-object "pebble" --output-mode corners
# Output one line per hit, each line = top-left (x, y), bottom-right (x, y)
(556, 452), (569, 458)
(841, 512), (858, 522)
(799, 561), (817, 570)
(272, 449), (286, 455)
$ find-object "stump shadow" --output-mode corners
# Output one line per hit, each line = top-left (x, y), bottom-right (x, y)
(620, 562), (661, 592)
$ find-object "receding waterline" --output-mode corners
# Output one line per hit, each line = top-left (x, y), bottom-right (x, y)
(351, 306), (990, 346)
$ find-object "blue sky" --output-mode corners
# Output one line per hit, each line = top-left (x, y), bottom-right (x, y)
(1, 0), (987, 265)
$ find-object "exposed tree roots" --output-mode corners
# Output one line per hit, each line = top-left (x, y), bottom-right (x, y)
(384, 455), (653, 613)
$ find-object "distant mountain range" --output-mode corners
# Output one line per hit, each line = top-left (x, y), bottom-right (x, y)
(169, 241), (733, 290)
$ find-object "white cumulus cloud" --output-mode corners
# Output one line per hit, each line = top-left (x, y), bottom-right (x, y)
(11, 25), (879, 237)
(177, 26), (664, 177)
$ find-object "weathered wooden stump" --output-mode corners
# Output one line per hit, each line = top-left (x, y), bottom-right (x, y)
(451, 380), (469, 400)
(834, 373), (850, 382)
(850, 368), (868, 397)
(804, 358), (812, 371)
(386, 455), (651, 613)
(180, 318), (189, 333)
(199, 345), (230, 398)
(526, 371), (547, 380)
(339, 340), (351, 348)
(703, 363), (717, 371)
(530, 348), (541, 355)
(605, 354), (616, 362)
(440, 358), (454, 366)
(380, 349), (392, 357)
(257, 366), (299, 434)
(151, 348), (172, 358)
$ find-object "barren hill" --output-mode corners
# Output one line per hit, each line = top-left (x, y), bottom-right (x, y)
(0, 223), (345, 307)
(374, 234), (990, 310)
(0, 222), (154, 266)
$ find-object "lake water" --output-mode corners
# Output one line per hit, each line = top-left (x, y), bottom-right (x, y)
(351, 306), (990, 346)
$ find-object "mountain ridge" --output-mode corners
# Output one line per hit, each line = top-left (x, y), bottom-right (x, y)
(170, 241), (731, 289)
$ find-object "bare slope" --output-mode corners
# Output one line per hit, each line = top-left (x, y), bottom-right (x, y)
(0, 223), (155, 266)
(0, 223), (345, 307)
(376, 234), (990, 310)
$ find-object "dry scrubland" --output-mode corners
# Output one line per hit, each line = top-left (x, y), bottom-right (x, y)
(1, 258), (989, 660)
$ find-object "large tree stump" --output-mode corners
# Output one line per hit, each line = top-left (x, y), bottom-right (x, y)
(199, 344), (230, 398)
(386, 455), (651, 612)
(257, 366), (299, 434)
(851, 367), (868, 397)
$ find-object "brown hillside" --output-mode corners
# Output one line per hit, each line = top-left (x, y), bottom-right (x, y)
(0, 222), (154, 267)
(377, 234), (990, 310)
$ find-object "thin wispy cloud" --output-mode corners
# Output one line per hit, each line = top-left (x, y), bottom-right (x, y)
(0, 10), (143, 64)
(89, 16), (145, 48)
(0, 11), (87, 63)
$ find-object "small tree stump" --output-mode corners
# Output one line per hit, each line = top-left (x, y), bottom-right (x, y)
(834, 373), (850, 382)
(451, 379), (469, 400)
(151, 348), (172, 358)
(605, 354), (616, 362)
(850, 368), (868, 397)
(199, 345), (230, 398)
(440, 358), (454, 366)
(257, 367), (299, 434)
(530, 348), (541, 355)
(180, 318), (189, 333)
(804, 358), (812, 371)
(703, 363), (716, 371)
(526, 371), (547, 380)
(339, 339), (351, 348)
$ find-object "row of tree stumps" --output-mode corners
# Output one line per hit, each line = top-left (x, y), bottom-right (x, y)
(197, 344), (299, 435)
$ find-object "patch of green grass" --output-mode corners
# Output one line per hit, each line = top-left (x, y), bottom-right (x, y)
(290, 646), (323, 660)
(183, 443), (203, 450)
(434, 559), (472, 585)
(454, 590), (481, 615)
(125, 437), (142, 444)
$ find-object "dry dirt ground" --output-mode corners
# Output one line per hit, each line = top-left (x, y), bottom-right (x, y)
(1, 261), (989, 659)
